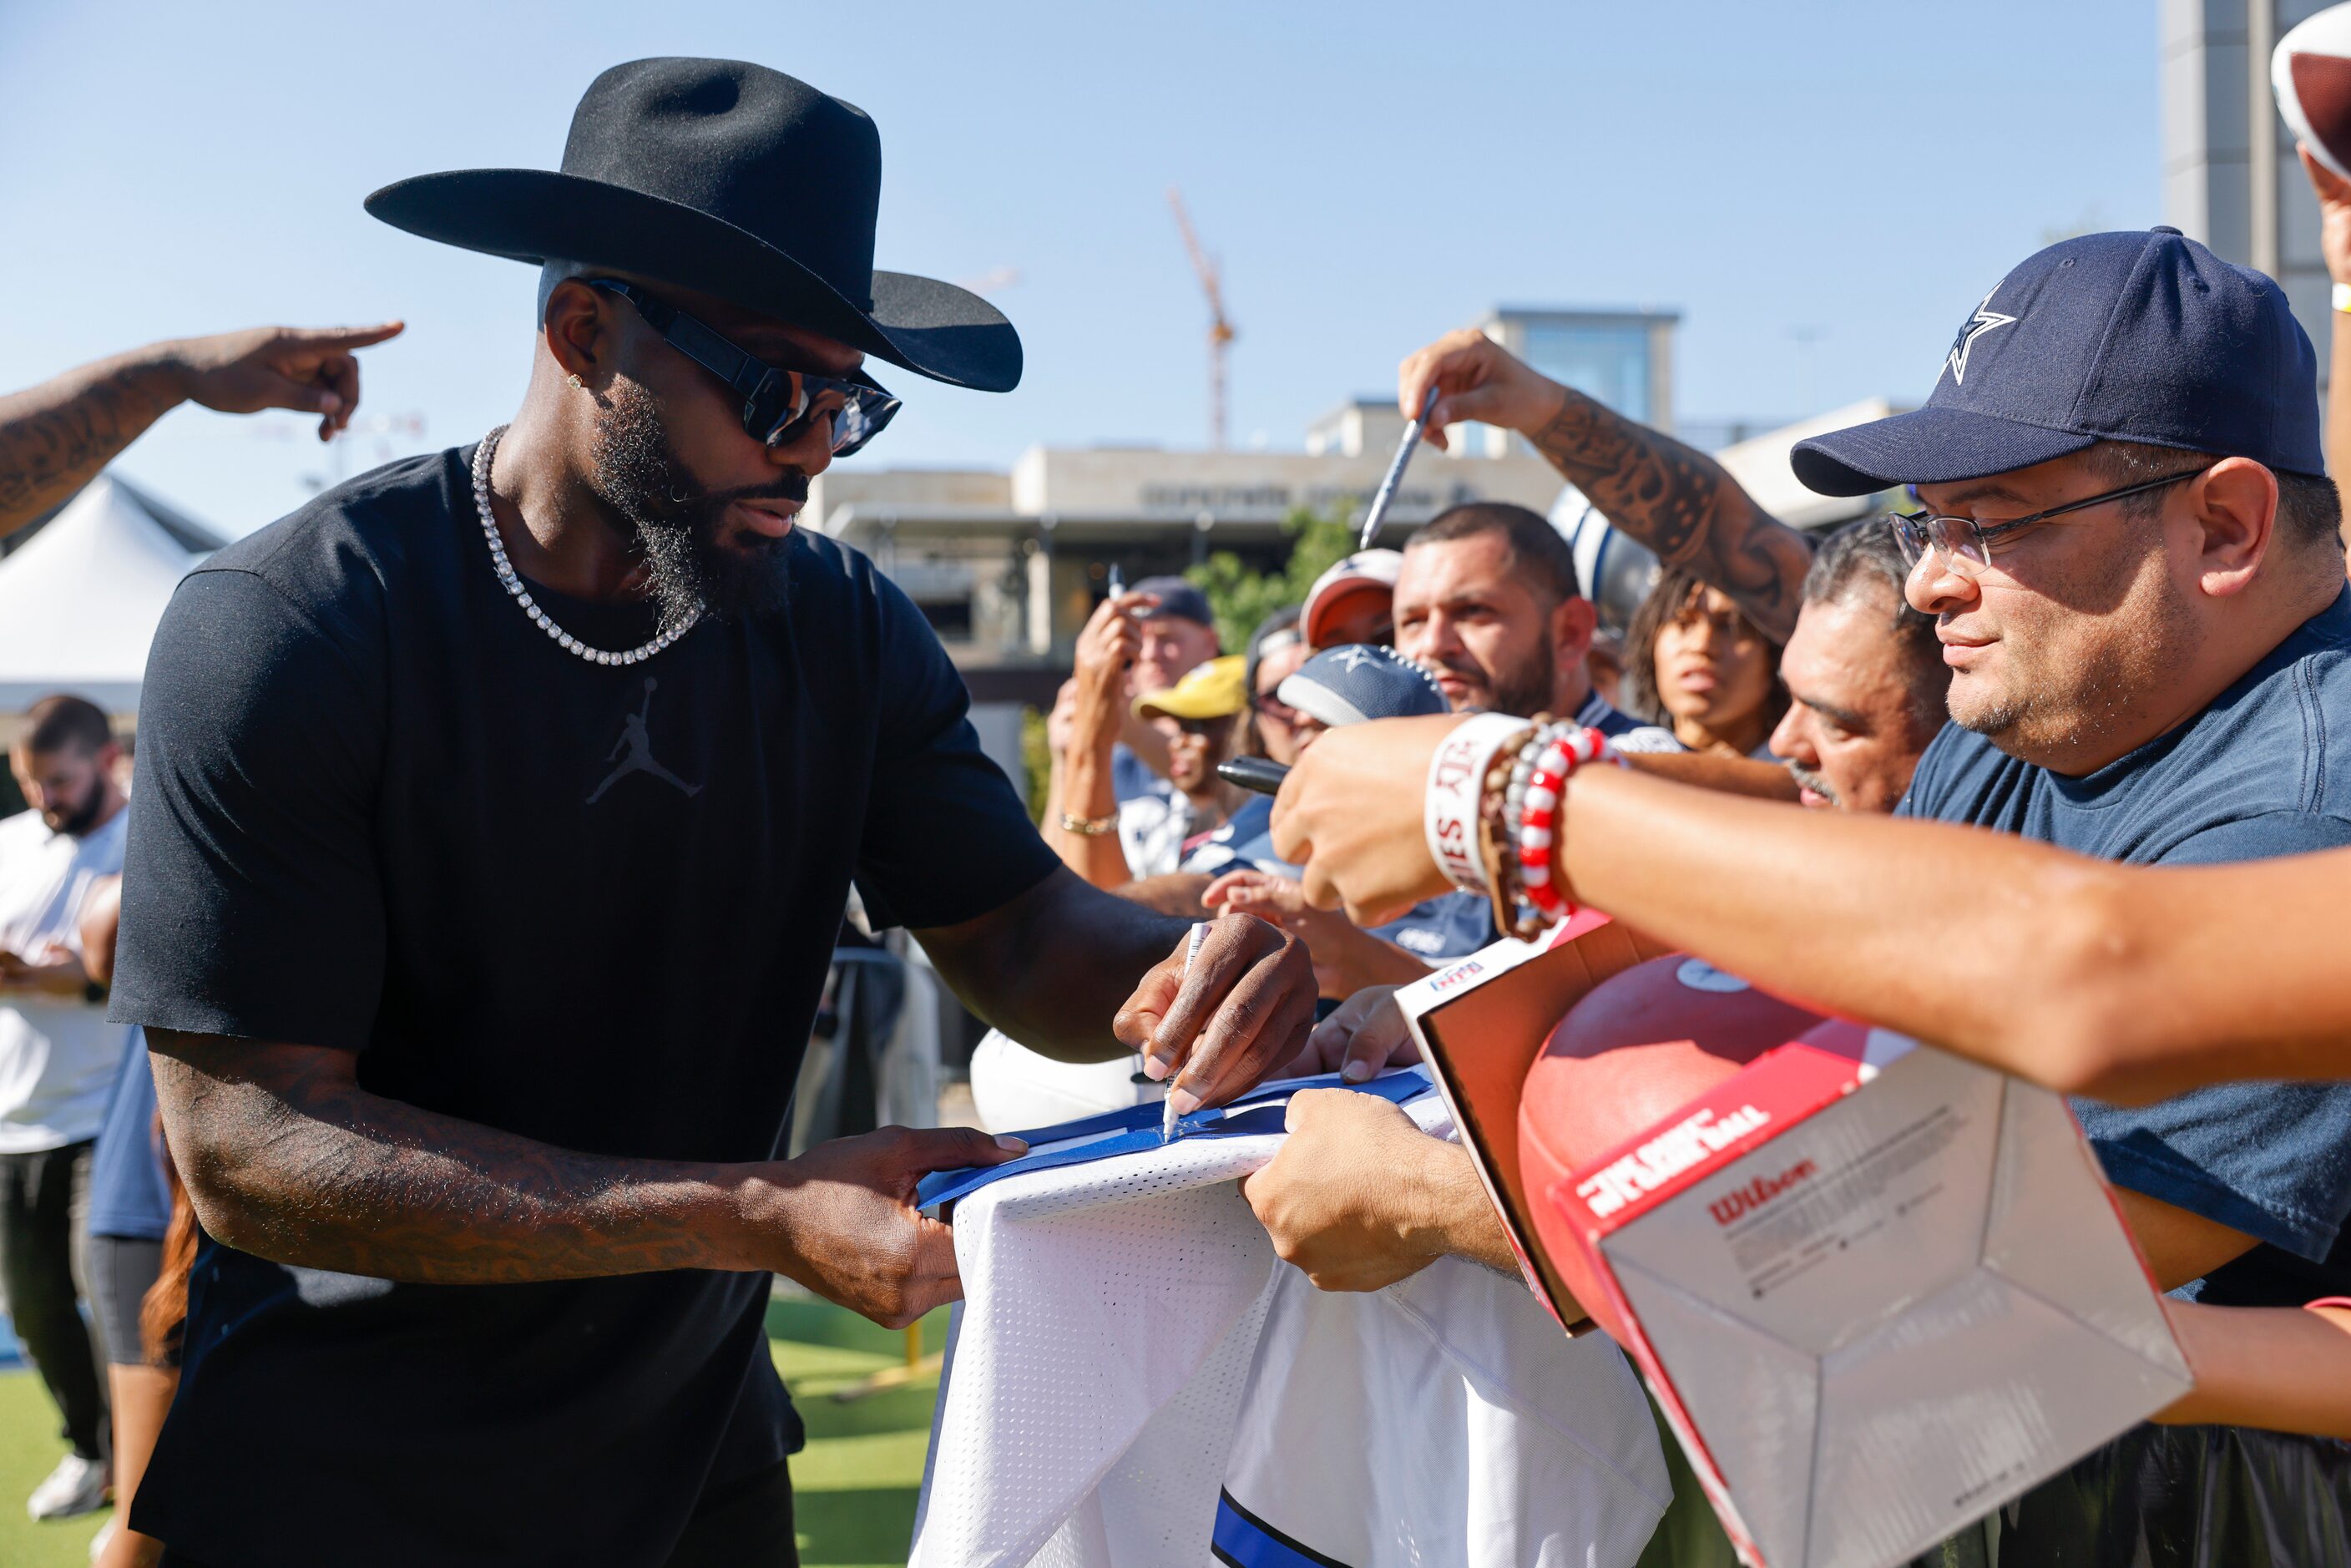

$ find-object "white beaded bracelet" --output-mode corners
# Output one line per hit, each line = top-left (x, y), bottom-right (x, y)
(1424, 713), (1535, 893)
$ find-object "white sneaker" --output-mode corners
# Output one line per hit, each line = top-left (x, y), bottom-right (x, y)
(27, 1453), (109, 1520)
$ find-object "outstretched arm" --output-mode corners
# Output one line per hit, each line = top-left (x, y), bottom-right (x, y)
(148, 1029), (1019, 1326)
(1272, 714), (2351, 1106)
(1398, 330), (1815, 642)
(0, 323), (405, 537)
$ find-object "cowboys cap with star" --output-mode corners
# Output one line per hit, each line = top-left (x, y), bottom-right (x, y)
(1792, 226), (2324, 497)
(1943, 291), (2016, 387)
(1277, 644), (1449, 728)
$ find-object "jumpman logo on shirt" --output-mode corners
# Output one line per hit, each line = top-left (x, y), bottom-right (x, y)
(586, 677), (703, 804)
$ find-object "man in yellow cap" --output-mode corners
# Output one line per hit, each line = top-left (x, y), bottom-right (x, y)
(1125, 654), (1251, 879)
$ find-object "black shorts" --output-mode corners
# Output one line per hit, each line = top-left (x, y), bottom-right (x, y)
(86, 1232), (168, 1369)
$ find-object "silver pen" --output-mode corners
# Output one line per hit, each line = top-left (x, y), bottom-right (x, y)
(1358, 383), (1441, 551)
(1161, 921), (1211, 1142)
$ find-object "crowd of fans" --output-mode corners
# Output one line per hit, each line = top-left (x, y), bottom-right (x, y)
(999, 199), (2351, 1560)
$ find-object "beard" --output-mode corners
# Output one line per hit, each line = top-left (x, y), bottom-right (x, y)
(1421, 635), (1557, 718)
(584, 380), (802, 637)
(1484, 636), (1558, 720)
(43, 780), (106, 837)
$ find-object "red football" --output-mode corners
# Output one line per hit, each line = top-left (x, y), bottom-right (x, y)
(1518, 954), (1824, 1339)
(2276, 7), (2351, 182)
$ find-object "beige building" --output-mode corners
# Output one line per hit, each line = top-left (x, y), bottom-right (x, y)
(809, 305), (1689, 686)
(807, 405), (1565, 676)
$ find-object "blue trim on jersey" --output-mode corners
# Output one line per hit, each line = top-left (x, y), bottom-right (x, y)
(1211, 1490), (1352, 1568)
(1577, 691), (1643, 737)
(915, 1070), (1433, 1211)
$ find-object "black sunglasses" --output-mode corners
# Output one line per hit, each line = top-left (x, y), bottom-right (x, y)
(588, 279), (901, 458)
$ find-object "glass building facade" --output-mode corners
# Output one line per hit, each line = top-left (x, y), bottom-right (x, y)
(1460, 306), (1680, 457)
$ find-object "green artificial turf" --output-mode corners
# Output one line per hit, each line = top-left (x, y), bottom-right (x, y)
(0, 1368), (106, 1568)
(0, 1297), (950, 1568)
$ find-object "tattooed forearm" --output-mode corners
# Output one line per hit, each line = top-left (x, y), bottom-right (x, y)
(148, 1031), (755, 1284)
(0, 349), (186, 537)
(1527, 388), (1814, 644)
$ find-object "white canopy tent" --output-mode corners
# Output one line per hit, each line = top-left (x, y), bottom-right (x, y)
(0, 476), (224, 716)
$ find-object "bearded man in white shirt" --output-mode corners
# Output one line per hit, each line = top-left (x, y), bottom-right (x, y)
(0, 693), (134, 1520)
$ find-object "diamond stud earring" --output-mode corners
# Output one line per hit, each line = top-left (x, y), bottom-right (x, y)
(567, 372), (584, 389)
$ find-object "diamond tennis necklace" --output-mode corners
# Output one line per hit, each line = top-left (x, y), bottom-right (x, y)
(471, 426), (702, 665)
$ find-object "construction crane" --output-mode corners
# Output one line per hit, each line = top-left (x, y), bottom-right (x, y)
(1167, 188), (1236, 450)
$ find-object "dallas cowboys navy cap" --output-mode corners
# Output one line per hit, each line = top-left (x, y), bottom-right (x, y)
(1792, 227), (2324, 497)
(1277, 644), (1449, 727)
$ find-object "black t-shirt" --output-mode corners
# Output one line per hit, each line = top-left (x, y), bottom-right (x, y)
(110, 448), (1059, 1567)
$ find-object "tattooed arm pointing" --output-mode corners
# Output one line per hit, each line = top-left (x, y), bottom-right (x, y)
(0, 322), (405, 538)
(1397, 329), (1814, 644)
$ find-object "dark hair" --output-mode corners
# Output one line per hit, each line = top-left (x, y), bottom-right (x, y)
(1408, 502), (1581, 605)
(20, 695), (111, 757)
(1243, 606), (1302, 700)
(1622, 567), (1789, 738)
(2083, 439), (2344, 554)
(1800, 523), (1949, 731)
(1240, 606), (1304, 760)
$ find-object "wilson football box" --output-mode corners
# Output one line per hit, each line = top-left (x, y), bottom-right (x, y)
(1394, 913), (2193, 1568)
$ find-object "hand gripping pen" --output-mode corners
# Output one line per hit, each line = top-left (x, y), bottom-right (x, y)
(1161, 920), (1211, 1143)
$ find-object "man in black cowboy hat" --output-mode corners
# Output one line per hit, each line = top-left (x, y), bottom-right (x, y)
(108, 58), (1313, 1567)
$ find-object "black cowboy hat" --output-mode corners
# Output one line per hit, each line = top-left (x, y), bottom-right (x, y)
(365, 58), (1019, 392)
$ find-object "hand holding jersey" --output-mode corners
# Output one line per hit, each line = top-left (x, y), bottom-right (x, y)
(1240, 1085), (1515, 1292)
(758, 1125), (1026, 1328)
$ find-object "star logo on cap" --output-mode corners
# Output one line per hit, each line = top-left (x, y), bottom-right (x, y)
(1944, 291), (2017, 387)
(1332, 645), (1379, 672)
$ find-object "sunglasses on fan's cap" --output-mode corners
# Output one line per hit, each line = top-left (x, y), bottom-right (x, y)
(589, 278), (901, 457)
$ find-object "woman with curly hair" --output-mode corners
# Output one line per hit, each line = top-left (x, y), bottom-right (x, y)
(1623, 564), (1787, 759)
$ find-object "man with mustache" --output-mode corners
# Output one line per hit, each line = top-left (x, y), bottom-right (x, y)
(106, 60), (1312, 1568)
(1391, 501), (1671, 742)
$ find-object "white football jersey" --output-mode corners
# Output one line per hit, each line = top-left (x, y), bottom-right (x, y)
(911, 1075), (1669, 1567)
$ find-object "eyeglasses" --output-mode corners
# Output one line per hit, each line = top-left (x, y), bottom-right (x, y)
(588, 279), (901, 457)
(1885, 465), (2210, 577)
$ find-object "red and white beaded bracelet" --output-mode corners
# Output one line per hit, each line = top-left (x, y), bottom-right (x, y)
(1515, 726), (1622, 921)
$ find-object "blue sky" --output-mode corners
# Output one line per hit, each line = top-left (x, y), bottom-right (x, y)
(0, 1), (2157, 538)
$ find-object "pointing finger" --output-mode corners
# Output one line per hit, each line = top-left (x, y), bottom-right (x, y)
(282, 321), (406, 352)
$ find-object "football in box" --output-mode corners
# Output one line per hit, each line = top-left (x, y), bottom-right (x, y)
(1395, 913), (2192, 1568)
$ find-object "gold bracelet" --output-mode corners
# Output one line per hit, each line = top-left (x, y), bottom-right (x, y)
(1059, 810), (1118, 837)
